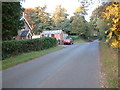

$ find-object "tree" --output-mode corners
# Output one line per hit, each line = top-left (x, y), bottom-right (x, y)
(86, 22), (95, 37)
(71, 15), (87, 36)
(58, 19), (72, 34)
(102, 2), (120, 48)
(52, 5), (68, 29)
(2, 2), (24, 40)
(91, 1), (120, 48)
(70, 7), (89, 38)
(24, 8), (33, 27)
(25, 6), (52, 34)
(74, 6), (87, 16)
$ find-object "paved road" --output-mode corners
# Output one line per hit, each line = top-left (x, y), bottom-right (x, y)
(2, 41), (100, 88)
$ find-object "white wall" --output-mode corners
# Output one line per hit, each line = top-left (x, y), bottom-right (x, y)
(32, 35), (40, 39)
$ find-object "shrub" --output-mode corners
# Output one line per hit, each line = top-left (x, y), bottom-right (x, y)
(2, 37), (57, 60)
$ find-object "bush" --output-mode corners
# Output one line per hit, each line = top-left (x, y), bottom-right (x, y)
(2, 37), (57, 60)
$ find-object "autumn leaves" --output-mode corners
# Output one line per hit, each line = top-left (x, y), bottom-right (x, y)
(102, 2), (120, 48)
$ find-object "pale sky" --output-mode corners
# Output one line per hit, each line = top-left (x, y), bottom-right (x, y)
(21, 0), (102, 22)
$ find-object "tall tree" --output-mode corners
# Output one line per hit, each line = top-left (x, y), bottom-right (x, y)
(74, 6), (87, 16)
(25, 6), (52, 34)
(71, 15), (87, 36)
(2, 2), (24, 40)
(58, 19), (71, 34)
(91, 1), (120, 48)
(70, 7), (89, 38)
(24, 8), (33, 27)
(86, 22), (95, 38)
(52, 5), (68, 29)
(102, 2), (120, 48)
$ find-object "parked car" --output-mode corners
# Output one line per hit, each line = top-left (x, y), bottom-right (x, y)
(64, 38), (73, 45)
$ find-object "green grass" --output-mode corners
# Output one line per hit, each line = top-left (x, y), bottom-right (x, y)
(0, 46), (63, 70)
(74, 38), (88, 43)
(100, 42), (118, 88)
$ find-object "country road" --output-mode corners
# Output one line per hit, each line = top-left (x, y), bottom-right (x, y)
(2, 41), (100, 88)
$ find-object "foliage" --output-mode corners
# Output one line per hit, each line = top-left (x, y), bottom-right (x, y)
(24, 5), (92, 39)
(24, 8), (34, 27)
(70, 15), (87, 37)
(23, 1), (100, 40)
(74, 6), (87, 16)
(91, 2), (120, 49)
(2, 2), (24, 40)
(66, 6), (96, 40)
(58, 19), (71, 33)
(52, 5), (68, 29)
(24, 5), (70, 34)
(90, 4), (109, 36)
(2, 37), (57, 60)
(24, 6), (52, 34)
(102, 2), (120, 49)
(90, 1), (113, 40)
(84, 22), (97, 40)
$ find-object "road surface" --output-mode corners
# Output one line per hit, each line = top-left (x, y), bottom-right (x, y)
(2, 41), (100, 88)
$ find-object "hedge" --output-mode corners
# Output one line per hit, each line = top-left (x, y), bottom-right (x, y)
(2, 37), (57, 60)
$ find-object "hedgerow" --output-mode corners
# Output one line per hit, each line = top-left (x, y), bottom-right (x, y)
(2, 37), (57, 60)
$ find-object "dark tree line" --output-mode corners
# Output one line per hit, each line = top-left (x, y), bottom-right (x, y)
(2, 2), (24, 40)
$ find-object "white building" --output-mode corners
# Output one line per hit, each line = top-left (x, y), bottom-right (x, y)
(40, 30), (68, 40)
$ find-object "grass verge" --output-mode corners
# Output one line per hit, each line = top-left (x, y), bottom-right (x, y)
(1, 46), (63, 70)
(100, 42), (118, 88)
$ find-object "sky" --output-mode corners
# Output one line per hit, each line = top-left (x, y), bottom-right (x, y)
(21, 0), (102, 22)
